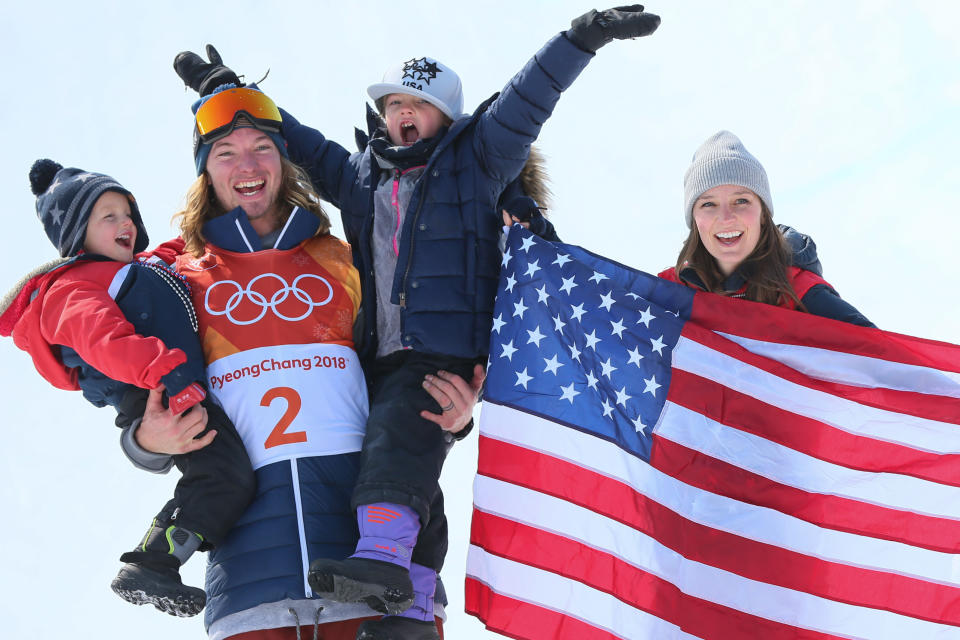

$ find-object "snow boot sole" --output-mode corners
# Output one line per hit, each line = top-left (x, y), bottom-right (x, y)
(308, 557), (413, 615)
(357, 616), (440, 640)
(110, 562), (206, 617)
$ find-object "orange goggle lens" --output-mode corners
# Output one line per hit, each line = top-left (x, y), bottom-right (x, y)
(195, 87), (282, 138)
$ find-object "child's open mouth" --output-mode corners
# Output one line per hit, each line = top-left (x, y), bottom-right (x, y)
(234, 179), (266, 197)
(115, 233), (132, 249)
(400, 121), (419, 145)
(715, 230), (743, 246)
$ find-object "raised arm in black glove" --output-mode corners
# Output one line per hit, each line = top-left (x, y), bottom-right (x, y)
(566, 5), (661, 53)
(173, 44), (241, 96)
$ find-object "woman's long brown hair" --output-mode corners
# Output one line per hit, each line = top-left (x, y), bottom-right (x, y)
(174, 156), (331, 257)
(673, 203), (801, 308)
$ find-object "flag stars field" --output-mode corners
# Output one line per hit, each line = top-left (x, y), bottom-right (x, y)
(611, 318), (627, 337)
(526, 326), (546, 347)
(638, 306), (656, 327)
(599, 292), (615, 311)
(584, 330), (601, 350)
(484, 228), (681, 450)
(552, 253), (571, 268)
(559, 383), (579, 404)
(536, 285), (550, 304)
(543, 355), (563, 375)
(650, 335), (667, 355)
(512, 298), (527, 318)
(514, 367), (532, 389)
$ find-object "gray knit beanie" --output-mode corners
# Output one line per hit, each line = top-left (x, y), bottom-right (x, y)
(682, 131), (773, 228)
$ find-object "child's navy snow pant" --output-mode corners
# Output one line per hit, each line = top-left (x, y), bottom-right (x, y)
(352, 350), (479, 571)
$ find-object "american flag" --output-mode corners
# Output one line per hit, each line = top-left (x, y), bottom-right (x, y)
(465, 227), (960, 640)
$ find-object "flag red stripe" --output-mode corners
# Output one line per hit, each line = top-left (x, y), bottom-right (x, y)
(465, 577), (622, 640)
(679, 322), (960, 424)
(681, 322), (960, 424)
(469, 511), (848, 640)
(689, 290), (960, 374)
(479, 435), (960, 623)
(652, 434), (960, 554)
(668, 368), (960, 487)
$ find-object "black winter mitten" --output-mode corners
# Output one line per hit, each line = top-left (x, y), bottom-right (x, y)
(503, 195), (549, 237)
(173, 44), (242, 96)
(566, 5), (661, 53)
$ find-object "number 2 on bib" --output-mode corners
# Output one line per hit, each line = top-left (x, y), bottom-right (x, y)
(262, 386), (307, 449)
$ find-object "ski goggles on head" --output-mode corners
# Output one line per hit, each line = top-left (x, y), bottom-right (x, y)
(194, 87), (283, 143)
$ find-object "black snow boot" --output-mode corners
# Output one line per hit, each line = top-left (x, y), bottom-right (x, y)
(308, 557), (413, 615)
(357, 616), (440, 640)
(110, 519), (206, 617)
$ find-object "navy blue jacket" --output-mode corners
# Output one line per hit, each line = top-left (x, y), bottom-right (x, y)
(281, 34), (593, 363)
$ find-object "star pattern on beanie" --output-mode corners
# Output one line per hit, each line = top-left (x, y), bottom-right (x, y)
(29, 158), (150, 258)
(48, 202), (64, 227)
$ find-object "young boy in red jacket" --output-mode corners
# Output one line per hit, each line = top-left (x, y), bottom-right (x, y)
(0, 159), (255, 618)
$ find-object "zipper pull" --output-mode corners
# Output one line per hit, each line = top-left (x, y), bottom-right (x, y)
(399, 292), (406, 308)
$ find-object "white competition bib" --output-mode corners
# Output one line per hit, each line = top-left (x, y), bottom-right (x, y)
(207, 344), (368, 470)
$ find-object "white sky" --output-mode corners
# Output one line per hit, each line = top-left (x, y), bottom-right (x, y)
(1, 1), (957, 638)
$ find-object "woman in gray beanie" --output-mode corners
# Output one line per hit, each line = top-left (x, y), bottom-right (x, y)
(659, 131), (873, 326)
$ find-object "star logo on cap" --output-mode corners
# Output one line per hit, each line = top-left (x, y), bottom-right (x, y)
(401, 57), (441, 85)
(401, 58), (421, 81)
(418, 60), (440, 84)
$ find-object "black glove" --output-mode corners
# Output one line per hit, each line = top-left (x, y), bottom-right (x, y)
(502, 195), (561, 241)
(173, 44), (242, 96)
(566, 5), (661, 53)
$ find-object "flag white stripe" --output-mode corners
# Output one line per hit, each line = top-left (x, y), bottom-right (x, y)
(673, 337), (960, 453)
(718, 331), (960, 398)
(480, 402), (960, 585)
(658, 402), (960, 520)
(471, 476), (960, 639)
(466, 544), (701, 640)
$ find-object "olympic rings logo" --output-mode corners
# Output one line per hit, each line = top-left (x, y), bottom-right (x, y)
(205, 273), (334, 325)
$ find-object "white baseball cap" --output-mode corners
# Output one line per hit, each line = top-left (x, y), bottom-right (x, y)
(367, 56), (464, 120)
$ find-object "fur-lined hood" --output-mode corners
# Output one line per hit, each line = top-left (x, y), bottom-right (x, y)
(515, 144), (551, 211)
(0, 258), (71, 336)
